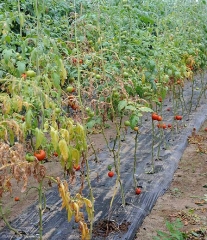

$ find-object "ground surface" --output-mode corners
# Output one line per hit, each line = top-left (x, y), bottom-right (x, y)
(135, 122), (207, 239)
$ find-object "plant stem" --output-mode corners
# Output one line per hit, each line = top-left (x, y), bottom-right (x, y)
(38, 180), (43, 240)
(133, 131), (139, 188)
(0, 202), (21, 236)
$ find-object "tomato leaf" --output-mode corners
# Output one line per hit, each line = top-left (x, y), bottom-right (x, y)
(59, 139), (68, 161)
(130, 114), (139, 129)
(71, 148), (80, 167)
(125, 105), (136, 111)
(50, 127), (59, 151)
(16, 61), (26, 75)
(139, 106), (153, 112)
(25, 109), (33, 129)
(118, 100), (127, 112)
(35, 128), (45, 150)
(52, 72), (60, 89)
(86, 120), (96, 129)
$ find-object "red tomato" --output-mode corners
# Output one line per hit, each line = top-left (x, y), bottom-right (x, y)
(108, 171), (114, 178)
(14, 197), (20, 201)
(168, 124), (172, 128)
(34, 150), (46, 161)
(205, 128), (207, 132)
(73, 165), (81, 171)
(152, 113), (158, 121)
(53, 152), (58, 157)
(175, 115), (182, 120)
(167, 108), (170, 111)
(157, 115), (162, 121)
(162, 124), (167, 129)
(135, 188), (142, 195)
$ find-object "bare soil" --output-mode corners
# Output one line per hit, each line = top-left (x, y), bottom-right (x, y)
(135, 122), (207, 239)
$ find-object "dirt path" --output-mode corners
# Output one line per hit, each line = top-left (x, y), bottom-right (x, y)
(135, 122), (207, 239)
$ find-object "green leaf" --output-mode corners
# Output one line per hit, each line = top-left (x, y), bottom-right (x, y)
(125, 105), (136, 111)
(130, 114), (139, 129)
(35, 128), (45, 150)
(86, 120), (96, 129)
(16, 61), (26, 75)
(9, 128), (15, 145)
(25, 109), (33, 129)
(139, 106), (153, 112)
(52, 72), (60, 89)
(118, 100), (127, 112)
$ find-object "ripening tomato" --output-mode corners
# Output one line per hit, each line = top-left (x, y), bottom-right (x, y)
(135, 188), (142, 195)
(73, 165), (81, 171)
(157, 115), (162, 121)
(34, 150), (46, 161)
(66, 86), (75, 93)
(168, 124), (172, 128)
(108, 171), (114, 178)
(134, 126), (139, 131)
(162, 124), (167, 129)
(14, 197), (20, 201)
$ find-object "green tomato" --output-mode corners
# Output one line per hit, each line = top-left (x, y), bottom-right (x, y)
(85, 107), (91, 112)
(123, 72), (129, 78)
(25, 153), (35, 162)
(26, 70), (36, 77)
(113, 91), (119, 98)
(124, 120), (130, 127)
(55, 108), (61, 114)
(96, 74), (101, 80)
(88, 111), (95, 117)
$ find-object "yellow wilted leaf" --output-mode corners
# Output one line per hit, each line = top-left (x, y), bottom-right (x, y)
(44, 95), (49, 109)
(141, 74), (145, 84)
(75, 124), (87, 150)
(52, 121), (58, 130)
(3, 97), (11, 114)
(60, 129), (70, 143)
(83, 198), (94, 222)
(59, 59), (67, 86)
(79, 221), (90, 240)
(67, 205), (74, 222)
(59, 139), (68, 160)
(50, 127), (59, 151)
(71, 148), (80, 167)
